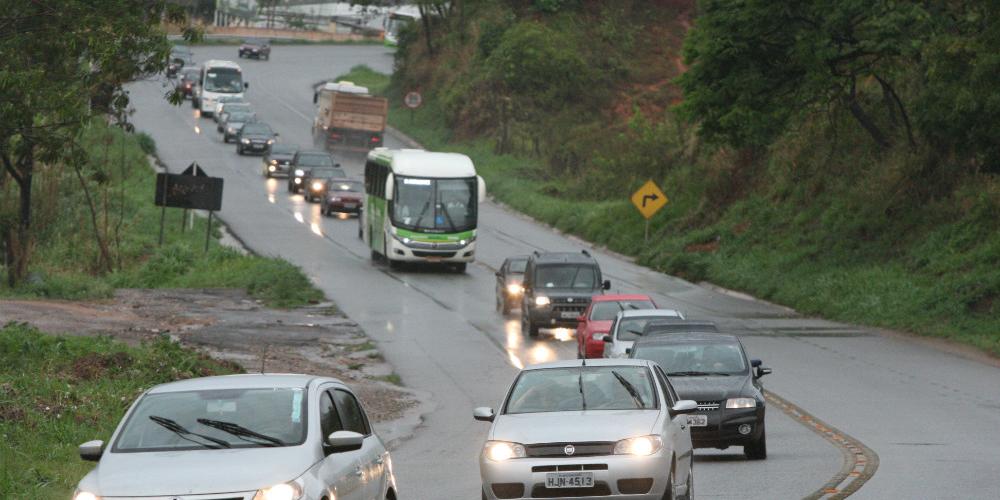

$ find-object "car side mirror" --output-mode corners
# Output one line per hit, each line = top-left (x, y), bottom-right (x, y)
(750, 359), (762, 368)
(756, 367), (772, 378)
(671, 400), (698, 415)
(625, 347), (631, 355)
(79, 440), (104, 462)
(244, 82), (250, 89)
(325, 430), (364, 453)
(495, 271), (502, 277)
(602, 335), (612, 343)
(313, 92), (318, 104)
(602, 280), (611, 290)
(473, 407), (495, 422)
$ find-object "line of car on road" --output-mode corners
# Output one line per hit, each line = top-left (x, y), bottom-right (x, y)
(477, 251), (773, 498)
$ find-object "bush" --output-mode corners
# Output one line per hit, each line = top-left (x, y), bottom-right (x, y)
(135, 132), (156, 156)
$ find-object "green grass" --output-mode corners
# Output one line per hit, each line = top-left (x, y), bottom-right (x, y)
(336, 65), (1000, 357)
(0, 121), (323, 308)
(0, 323), (243, 500)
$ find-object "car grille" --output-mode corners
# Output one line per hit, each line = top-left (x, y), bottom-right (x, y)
(531, 482), (612, 498)
(525, 442), (614, 457)
(553, 305), (586, 314)
(532, 464), (608, 472)
(697, 400), (721, 411)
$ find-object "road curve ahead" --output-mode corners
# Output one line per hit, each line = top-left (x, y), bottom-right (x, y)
(128, 45), (1000, 499)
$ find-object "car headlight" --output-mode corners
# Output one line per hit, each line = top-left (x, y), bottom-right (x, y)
(311, 181), (324, 191)
(294, 178), (302, 184)
(268, 165), (276, 172)
(253, 482), (303, 500)
(726, 397), (756, 409)
(74, 492), (100, 500)
(294, 169), (304, 177)
(267, 139), (275, 144)
(614, 435), (663, 456)
(534, 296), (550, 307)
(331, 196), (341, 202)
(506, 283), (523, 295)
(484, 440), (526, 462)
(227, 127), (235, 133)
(270, 159), (278, 164)
(241, 138), (250, 144)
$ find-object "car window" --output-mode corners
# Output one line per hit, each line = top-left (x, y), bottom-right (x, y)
(241, 124), (272, 135)
(505, 366), (657, 414)
(319, 391), (343, 438)
(270, 144), (297, 155)
(633, 342), (748, 375)
(509, 259), (527, 273)
(653, 366), (679, 406)
(535, 265), (597, 289)
(332, 390), (370, 435)
(615, 317), (656, 341)
(590, 300), (655, 321)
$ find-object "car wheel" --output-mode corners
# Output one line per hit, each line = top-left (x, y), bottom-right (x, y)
(236, 146), (243, 155)
(501, 296), (511, 315)
(681, 460), (694, 500)
(744, 424), (767, 460)
(454, 263), (467, 273)
(522, 313), (539, 338)
(662, 467), (674, 500)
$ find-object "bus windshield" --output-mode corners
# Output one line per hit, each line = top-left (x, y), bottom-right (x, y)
(204, 67), (243, 93)
(392, 176), (476, 233)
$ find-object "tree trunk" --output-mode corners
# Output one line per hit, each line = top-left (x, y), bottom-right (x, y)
(73, 162), (114, 274)
(419, 6), (434, 55)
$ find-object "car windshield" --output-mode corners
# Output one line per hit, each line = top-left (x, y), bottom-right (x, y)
(535, 265), (597, 289)
(508, 259), (527, 274)
(311, 167), (347, 179)
(204, 67), (243, 93)
(297, 154), (334, 167)
(391, 177), (477, 233)
(616, 315), (679, 341)
(227, 112), (254, 124)
(590, 300), (655, 321)
(241, 124), (272, 136)
(181, 69), (201, 80)
(112, 387), (307, 452)
(332, 181), (362, 192)
(506, 366), (657, 414)
(270, 144), (297, 155)
(632, 342), (748, 376)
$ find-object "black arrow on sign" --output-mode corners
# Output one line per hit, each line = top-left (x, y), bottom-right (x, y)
(642, 193), (659, 207)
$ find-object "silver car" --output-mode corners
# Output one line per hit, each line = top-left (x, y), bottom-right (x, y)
(603, 309), (685, 358)
(474, 359), (697, 500)
(72, 374), (396, 500)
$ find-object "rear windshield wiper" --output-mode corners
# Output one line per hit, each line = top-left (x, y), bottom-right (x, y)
(197, 418), (286, 447)
(611, 370), (646, 408)
(667, 371), (731, 377)
(149, 415), (230, 449)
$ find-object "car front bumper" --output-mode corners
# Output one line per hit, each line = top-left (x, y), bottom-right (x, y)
(690, 406), (765, 448)
(526, 306), (587, 328)
(386, 236), (475, 263)
(266, 162), (290, 176)
(480, 452), (672, 500)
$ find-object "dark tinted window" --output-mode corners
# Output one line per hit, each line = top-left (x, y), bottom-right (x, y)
(311, 167), (347, 179)
(270, 144), (297, 155)
(297, 154), (334, 167)
(535, 265), (597, 289)
(319, 392), (343, 437)
(226, 112), (255, 123)
(332, 390), (369, 435)
(241, 124), (272, 135)
(508, 258), (527, 273)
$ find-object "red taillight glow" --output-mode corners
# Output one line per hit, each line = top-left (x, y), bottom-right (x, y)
(371, 136), (380, 142)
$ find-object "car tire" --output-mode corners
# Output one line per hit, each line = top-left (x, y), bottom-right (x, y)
(744, 424), (767, 460)
(678, 459), (693, 500)
(662, 467), (674, 500)
(522, 313), (539, 338)
(454, 263), (467, 273)
(501, 296), (511, 315)
(237, 145), (243, 155)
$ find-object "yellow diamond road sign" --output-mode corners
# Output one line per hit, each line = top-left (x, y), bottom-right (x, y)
(631, 180), (668, 219)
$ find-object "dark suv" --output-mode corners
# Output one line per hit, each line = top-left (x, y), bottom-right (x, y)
(238, 38), (271, 60)
(520, 250), (610, 338)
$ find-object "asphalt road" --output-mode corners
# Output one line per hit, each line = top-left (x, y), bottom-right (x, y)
(128, 45), (1000, 499)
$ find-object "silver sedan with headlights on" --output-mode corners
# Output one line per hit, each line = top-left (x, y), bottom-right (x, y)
(72, 374), (396, 500)
(474, 359), (698, 500)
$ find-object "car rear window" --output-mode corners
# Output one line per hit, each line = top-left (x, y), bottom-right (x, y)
(632, 341), (748, 375)
(297, 154), (334, 167)
(508, 259), (527, 273)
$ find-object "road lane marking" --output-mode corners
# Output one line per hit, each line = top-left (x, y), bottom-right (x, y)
(765, 391), (879, 499)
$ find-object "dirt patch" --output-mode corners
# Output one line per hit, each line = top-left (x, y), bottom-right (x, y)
(684, 239), (720, 253)
(0, 289), (417, 423)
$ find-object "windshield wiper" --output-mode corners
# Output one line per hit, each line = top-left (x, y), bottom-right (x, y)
(412, 199), (432, 228)
(149, 415), (230, 449)
(667, 371), (731, 377)
(611, 370), (646, 408)
(578, 371), (587, 411)
(196, 418), (286, 447)
(439, 203), (459, 232)
(626, 329), (644, 337)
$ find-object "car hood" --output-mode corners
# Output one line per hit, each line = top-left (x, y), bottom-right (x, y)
(492, 410), (659, 444)
(83, 446), (318, 496)
(534, 289), (596, 300)
(243, 134), (272, 140)
(271, 154), (295, 162)
(669, 375), (751, 401)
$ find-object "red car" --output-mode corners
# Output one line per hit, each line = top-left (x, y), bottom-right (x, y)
(575, 294), (657, 359)
(320, 179), (364, 216)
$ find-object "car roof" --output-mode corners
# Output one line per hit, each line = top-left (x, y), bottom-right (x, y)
(530, 251), (597, 265)
(592, 294), (653, 302)
(297, 149), (331, 156)
(525, 358), (654, 370)
(618, 308), (684, 319)
(632, 332), (741, 346)
(147, 374), (331, 394)
(506, 255), (530, 262)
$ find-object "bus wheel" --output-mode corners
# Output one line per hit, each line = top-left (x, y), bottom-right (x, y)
(388, 258), (402, 270)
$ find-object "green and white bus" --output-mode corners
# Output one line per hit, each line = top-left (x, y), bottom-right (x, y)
(361, 148), (485, 272)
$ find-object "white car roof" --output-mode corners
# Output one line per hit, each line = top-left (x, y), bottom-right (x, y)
(322, 81), (369, 94)
(525, 358), (654, 370)
(617, 308), (684, 319)
(368, 148), (476, 178)
(147, 373), (337, 394)
(201, 59), (242, 71)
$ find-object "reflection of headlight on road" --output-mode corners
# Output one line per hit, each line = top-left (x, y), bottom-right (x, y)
(506, 283), (523, 295)
(293, 178), (302, 184)
(534, 296), (550, 306)
(614, 435), (662, 456)
(484, 441), (526, 462)
(311, 182), (323, 191)
(726, 397), (756, 409)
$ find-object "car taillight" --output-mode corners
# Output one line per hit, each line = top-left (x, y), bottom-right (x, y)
(371, 136), (380, 142)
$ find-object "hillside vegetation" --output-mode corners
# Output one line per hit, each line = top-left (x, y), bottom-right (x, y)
(354, 0), (1000, 354)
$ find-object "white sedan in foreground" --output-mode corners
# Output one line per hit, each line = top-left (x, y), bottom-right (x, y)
(474, 359), (697, 500)
(73, 373), (396, 500)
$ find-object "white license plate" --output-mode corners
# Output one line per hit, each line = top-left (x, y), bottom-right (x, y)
(687, 414), (708, 427)
(545, 472), (594, 489)
(560, 311), (579, 319)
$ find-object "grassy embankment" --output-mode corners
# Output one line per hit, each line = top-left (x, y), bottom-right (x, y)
(337, 60), (1000, 356)
(0, 323), (242, 499)
(0, 121), (322, 308)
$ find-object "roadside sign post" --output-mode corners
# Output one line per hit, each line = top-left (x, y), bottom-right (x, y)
(154, 162), (224, 252)
(630, 180), (669, 242)
(404, 91), (422, 123)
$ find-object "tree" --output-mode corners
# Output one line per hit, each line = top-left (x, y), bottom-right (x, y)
(677, 0), (928, 150)
(0, 1), (194, 286)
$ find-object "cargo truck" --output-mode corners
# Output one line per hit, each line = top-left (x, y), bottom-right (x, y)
(312, 81), (388, 150)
